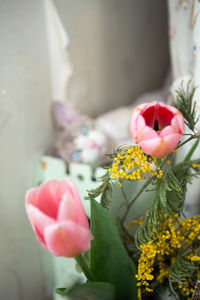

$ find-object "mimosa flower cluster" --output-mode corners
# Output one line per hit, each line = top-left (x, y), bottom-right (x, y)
(128, 214), (200, 300)
(108, 145), (164, 184)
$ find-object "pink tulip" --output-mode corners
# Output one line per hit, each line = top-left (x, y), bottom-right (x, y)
(130, 101), (184, 158)
(25, 179), (93, 257)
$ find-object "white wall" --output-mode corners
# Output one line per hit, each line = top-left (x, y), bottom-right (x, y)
(0, 1), (53, 299)
(54, 0), (169, 117)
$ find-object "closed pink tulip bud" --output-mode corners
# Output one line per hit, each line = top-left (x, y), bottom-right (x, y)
(25, 180), (93, 257)
(130, 101), (184, 158)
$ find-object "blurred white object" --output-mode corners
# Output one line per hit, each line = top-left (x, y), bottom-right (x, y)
(168, 0), (200, 124)
(45, 0), (73, 102)
(75, 129), (107, 164)
(168, 0), (200, 81)
(168, 0), (200, 216)
(96, 106), (133, 147)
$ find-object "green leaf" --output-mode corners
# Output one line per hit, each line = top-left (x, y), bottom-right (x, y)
(56, 282), (115, 300)
(183, 139), (200, 162)
(90, 198), (137, 300)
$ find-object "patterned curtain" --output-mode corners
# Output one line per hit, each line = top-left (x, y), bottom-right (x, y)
(168, 0), (200, 216)
(168, 0), (200, 81)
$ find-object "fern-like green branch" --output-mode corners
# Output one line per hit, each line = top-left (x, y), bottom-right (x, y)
(85, 171), (113, 210)
(174, 81), (199, 131)
(135, 158), (200, 246)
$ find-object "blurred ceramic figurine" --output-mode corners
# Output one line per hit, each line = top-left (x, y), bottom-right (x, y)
(52, 102), (113, 167)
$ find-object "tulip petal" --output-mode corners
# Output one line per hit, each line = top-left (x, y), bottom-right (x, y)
(134, 115), (147, 141)
(130, 104), (148, 141)
(163, 133), (181, 152)
(57, 180), (89, 229)
(44, 221), (93, 257)
(34, 226), (47, 247)
(160, 125), (175, 136)
(137, 124), (158, 141)
(140, 101), (158, 113)
(26, 204), (55, 235)
(25, 188), (39, 209)
(141, 102), (158, 128)
(34, 180), (61, 219)
(140, 133), (181, 158)
(133, 103), (148, 115)
(156, 107), (174, 128)
(171, 115), (184, 134)
(57, 194), (89, 229)
(139, 137), (164, 157)
(163, 104), (179, 115)
(130, 111), (141, 141)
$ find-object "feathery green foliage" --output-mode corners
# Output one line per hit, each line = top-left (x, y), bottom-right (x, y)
(169, 254), (198, 296)
(85, 171), (113, 210)
(174, 81), (199, 131)
(105, 145), (130, 159)
(135, 159), (200, 246)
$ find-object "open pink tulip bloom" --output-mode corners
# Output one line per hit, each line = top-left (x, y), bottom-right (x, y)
(130, 101), (184, 158)
(25, 179), (93, 257)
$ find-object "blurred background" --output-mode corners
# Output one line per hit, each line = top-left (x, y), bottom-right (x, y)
(0, 0), (169, 299)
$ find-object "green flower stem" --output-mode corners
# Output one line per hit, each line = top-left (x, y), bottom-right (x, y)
(183, 139), (200, 162)
(116, 217), (135, 242)
(121, 182), (129, 206)
(176, 132), (200, 150)
(121, 177), (153, 223)
(120, 157), (172, 224)
(75, 254), (94, 281)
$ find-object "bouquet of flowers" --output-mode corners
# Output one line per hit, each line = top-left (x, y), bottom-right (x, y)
(25, 82), (200, 300)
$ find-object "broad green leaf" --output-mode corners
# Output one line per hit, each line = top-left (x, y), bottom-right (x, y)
(90, 198), (137, 300)
(56, 282), (115, 300)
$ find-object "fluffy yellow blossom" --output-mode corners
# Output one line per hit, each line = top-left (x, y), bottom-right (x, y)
(128, 214), (200, 300)
(172, 149), (178, 153)
(178, 282), (194, 297)
(126, 217), (143, 230)
(109, 146), (164, 184)
(192, 163), (200, 168)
